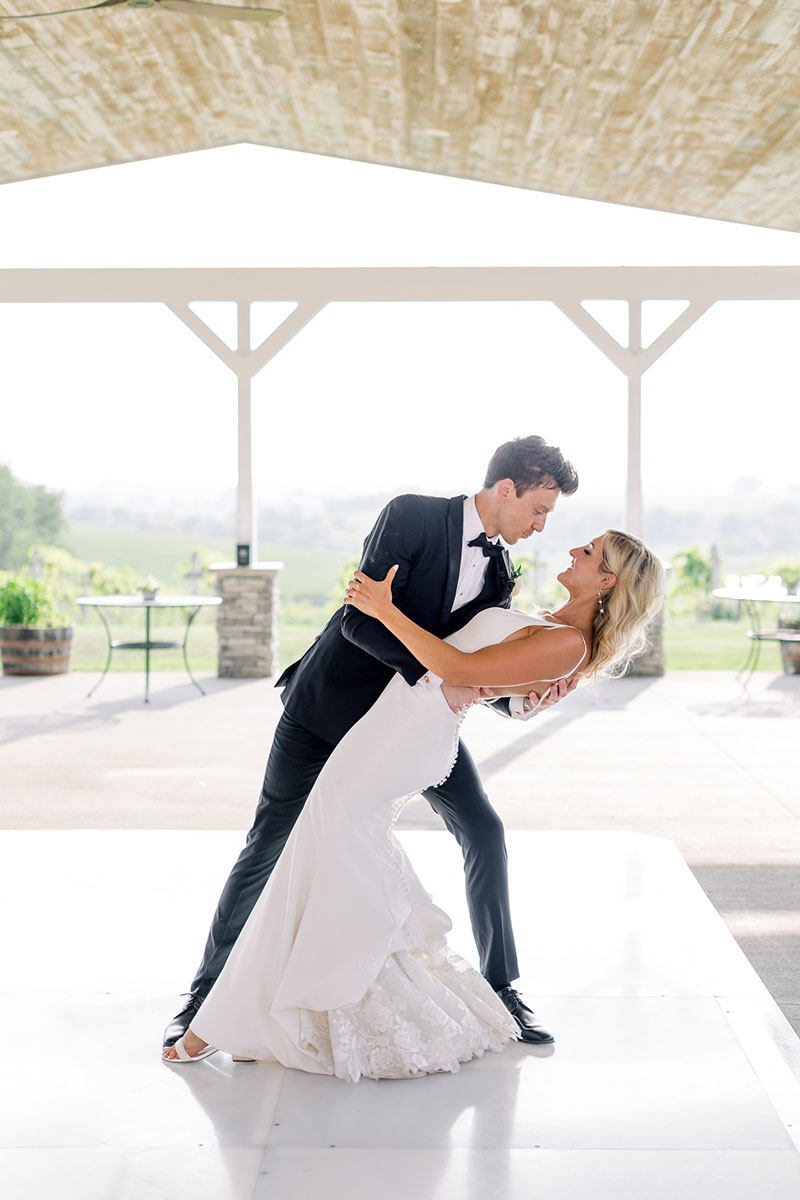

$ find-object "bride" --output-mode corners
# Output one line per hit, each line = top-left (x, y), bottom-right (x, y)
(164, 530), (664, 1081)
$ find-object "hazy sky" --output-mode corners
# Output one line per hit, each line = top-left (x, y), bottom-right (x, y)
(1, 142), (800, 507)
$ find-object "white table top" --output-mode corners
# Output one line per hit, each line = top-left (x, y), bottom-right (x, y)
(713, 588), (800, 603)
(75, 595), (222, 608)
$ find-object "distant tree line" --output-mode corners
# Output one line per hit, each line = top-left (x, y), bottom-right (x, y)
(68, 492), (395, 553)
(644, 503), (800, 556)
(67, 502), (232, 538)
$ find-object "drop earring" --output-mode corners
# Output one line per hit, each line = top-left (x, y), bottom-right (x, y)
(597, 588), (605, 615)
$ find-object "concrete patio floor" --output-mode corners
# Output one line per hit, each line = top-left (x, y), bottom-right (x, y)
(6, 825), (800, 1200)
(2, 667), (799, 1034)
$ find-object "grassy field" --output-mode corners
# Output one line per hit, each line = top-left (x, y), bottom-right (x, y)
(662, 618), (782, 671)
(68, 603), (784, 675)
(58, 521), (791, 675)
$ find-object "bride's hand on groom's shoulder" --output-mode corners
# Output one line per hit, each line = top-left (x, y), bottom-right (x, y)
(344, 565), (398, 619)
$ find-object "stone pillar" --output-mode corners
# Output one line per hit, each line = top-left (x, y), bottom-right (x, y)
(627, 607), (665, 676)
(211, 561), (283, 678)
(628, 561), (670, 677)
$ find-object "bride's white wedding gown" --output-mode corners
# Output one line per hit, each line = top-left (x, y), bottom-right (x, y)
(191, 609), (568, 1081)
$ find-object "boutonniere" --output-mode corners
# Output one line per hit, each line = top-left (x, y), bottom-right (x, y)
(509, 559), (528, 596)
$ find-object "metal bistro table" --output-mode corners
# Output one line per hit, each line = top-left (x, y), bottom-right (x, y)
(712, 587), (800, 680)
(76, 594), (222, 703)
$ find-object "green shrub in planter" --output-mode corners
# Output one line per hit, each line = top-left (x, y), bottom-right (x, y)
(0, 577), (57, 626)
(0, 576), (73, 676)
(778, 610), (800, 675)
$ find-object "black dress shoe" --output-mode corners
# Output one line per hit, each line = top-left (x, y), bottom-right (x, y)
(162, 994), (202, 1049)
(496, 987), (555, 1045)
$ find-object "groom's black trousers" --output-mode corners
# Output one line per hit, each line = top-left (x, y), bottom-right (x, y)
(190, 709), (519, 999)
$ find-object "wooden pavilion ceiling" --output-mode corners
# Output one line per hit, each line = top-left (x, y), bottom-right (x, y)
(1, 0), (800, 230)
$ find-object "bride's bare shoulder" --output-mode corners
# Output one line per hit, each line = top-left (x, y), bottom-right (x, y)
(505, 620), (584, 653)
(517, 618), (578, 637)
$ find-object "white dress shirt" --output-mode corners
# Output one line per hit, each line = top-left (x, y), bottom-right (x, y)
(451, 494), (497, 612)
(419, 497), (495, 691)
(416, 498), (535, 720)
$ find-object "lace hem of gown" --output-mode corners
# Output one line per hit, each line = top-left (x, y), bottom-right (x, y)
(297, 944), (518, 1082)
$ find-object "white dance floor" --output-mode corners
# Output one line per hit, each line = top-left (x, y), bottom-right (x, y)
(3, 828), (800, 1200)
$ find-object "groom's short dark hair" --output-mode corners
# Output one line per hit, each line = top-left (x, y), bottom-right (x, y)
(484, 436), (579, 496)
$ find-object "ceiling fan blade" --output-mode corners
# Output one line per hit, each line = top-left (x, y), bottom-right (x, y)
(159, 0), (281, 18)
(0, 0), (124, 16)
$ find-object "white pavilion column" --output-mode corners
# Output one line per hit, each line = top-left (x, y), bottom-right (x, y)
(553, 294), (711, 676)
(626, 301), (643, 538)
(236, 372), (256, 565)
(621, 297), (667, 674)
(236, 302), (257, 567)
(209, 304), (283, 679)
(165, 294), (329, 677)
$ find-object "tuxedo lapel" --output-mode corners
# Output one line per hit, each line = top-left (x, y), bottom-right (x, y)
(440, 495), (466, 626)
(495, 547), (514, 601)
(478, 543), (514, 611)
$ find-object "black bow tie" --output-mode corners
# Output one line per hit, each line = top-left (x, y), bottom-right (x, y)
(468, 533), (505, 560)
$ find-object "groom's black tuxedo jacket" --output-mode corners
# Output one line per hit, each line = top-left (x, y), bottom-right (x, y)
(276, 493), (516, 745)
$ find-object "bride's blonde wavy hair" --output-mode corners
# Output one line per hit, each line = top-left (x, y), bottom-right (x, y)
(579, 530), (666, 681)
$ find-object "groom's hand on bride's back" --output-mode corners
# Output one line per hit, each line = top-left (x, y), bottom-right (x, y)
(440, 682), (495, 713)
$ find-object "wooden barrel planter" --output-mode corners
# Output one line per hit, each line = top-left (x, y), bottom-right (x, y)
(0, 626), (73, 675)
(778, 619), (800, 675)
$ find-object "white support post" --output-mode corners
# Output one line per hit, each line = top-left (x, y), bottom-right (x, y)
(554, 295), (713, 538)
(236, 303), (256, 565)
(627, 301), (643, 537)
(166, 296), (329, 567)
(237, 382), (256, 563)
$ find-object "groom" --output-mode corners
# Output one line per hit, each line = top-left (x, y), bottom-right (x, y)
(164, 434), (579, 1050)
